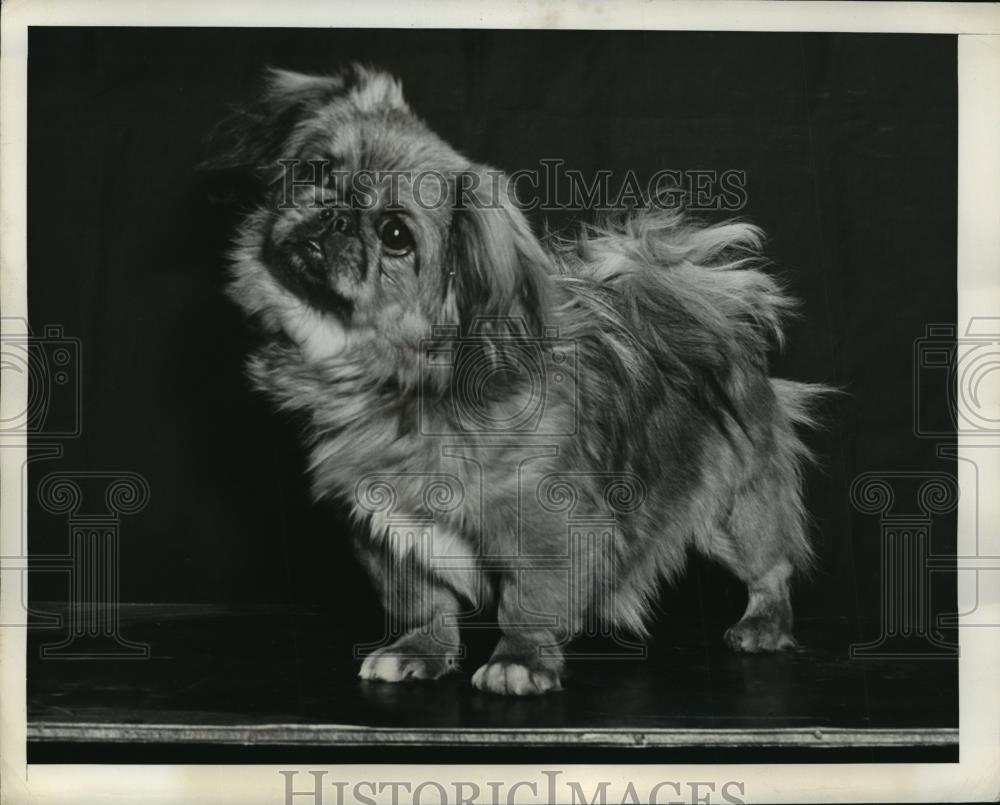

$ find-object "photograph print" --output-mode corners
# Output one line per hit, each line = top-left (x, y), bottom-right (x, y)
(10, 19), (972, 784)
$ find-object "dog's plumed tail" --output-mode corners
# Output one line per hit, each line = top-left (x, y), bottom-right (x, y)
(552, 207), (803, 444)
(559, 206), (796, 345)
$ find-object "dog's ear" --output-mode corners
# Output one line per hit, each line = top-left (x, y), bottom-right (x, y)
(443, 173), (551, 339)
(198, 67), (349, 189)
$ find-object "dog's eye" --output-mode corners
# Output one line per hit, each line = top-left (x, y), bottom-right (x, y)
(377, 215), (415, 257)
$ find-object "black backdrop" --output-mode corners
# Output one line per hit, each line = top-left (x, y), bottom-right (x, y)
(27, 28), (956, 646)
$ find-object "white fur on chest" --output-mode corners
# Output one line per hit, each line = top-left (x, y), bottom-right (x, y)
(278, 301), (349, 362)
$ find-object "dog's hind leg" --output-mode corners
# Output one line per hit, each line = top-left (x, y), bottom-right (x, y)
(707, 436), (812, 653)
(713, 377), (828, 652)
(722, 559), (798, 652)
(711, 490), (805, 653)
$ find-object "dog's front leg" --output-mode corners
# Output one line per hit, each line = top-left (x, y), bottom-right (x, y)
(358, 601), (463, 682)
(356, 537), (465, 682)
(471, 568), (571, 696)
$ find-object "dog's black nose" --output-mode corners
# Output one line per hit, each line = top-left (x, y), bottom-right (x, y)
(293, 208), (358, 267)
(281, 206), (362, 288)
(318, 208), (356, 236)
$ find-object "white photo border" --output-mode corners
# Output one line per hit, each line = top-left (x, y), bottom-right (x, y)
(2, 2), (998, 803)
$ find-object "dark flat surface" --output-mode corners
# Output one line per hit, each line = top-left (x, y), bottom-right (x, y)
(26, 604), (957, 764)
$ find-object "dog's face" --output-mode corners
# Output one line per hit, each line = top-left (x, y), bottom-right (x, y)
(212, 65), (551, 367)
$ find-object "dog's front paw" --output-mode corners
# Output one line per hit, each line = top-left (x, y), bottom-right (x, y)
(359, 633), (460, 682)
(471, 661), (563, 696)
(724, 617), (798, 653)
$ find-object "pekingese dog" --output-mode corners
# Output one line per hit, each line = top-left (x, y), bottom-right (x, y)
(208, 65), (828, 695)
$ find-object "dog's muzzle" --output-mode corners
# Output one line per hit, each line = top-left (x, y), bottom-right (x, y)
(264, 206), (362, 314)
(291, 207), (359, 281)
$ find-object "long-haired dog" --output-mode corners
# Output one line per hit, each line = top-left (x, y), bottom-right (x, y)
(208, 65), (827, 695)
